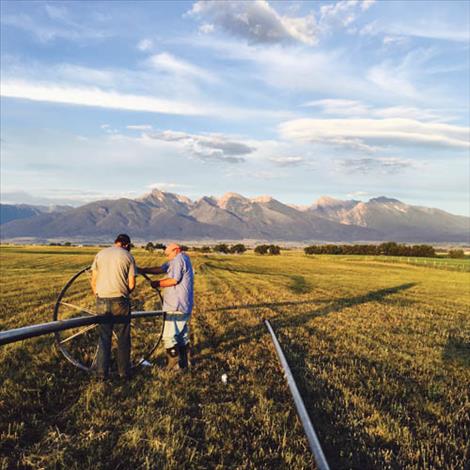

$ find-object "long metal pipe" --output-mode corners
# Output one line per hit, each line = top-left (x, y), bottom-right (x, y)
(0, 310), (165, 346)
(264, 319), (330, 470)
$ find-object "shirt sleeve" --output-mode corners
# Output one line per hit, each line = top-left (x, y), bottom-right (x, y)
(166, 256), (184, 283)
(128, 256), (136, 278)
(160, 262), (169, 273)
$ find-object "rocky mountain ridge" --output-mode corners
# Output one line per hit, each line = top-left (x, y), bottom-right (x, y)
(1, 190), (468, 243)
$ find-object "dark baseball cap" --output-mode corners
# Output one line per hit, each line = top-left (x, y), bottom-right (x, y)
(114, 233), (131, 245)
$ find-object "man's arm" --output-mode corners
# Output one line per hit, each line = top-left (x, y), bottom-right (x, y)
(152, 278), (177, 289)
(128, 273), (136, 293)
(138, 266), (165, 275)
(91, 269), (97, 295)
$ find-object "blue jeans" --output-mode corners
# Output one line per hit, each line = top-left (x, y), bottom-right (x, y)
(96, 297), (131, 379)
(163, 312), (191, 349)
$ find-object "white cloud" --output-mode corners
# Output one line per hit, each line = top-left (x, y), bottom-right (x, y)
(147, 182), (192, 191)
(146, 130), (255, 163)
(338, 157), (415, 174)
(127, 125), (153, 130)
(383, 35), (408, 46)
(1, 11), (110, 43)
(147, 52), (216, 82)
(304, 99), (451, 122)
(44, 4), (68, 21)
(320, 0), (375, 29)
(279, 118), (470, 150)
(188, 0), (318, 45)
(1, 80), (205, 116)
(137, 38), (154, 51)
(199, 23), (215, 34)
(347, 191), (370, 199)
(303, 99), (370, 116)
(367, 62), (417, 99)
(360, 17), (469, 43)
(269, 156), (305, 167)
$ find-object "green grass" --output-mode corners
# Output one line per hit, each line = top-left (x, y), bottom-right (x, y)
(336, 254), (470, 272)
(1, 246), (469, 469)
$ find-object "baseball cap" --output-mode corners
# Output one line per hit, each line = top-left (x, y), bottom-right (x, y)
(115, 233), (131, 245)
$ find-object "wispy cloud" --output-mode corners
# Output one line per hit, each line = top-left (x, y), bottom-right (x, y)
(338, 157), (415, 174)
(319, 0), (375, 29)
(303, 99), (370, 116)
(305, 99), (452, 122)
(127, 125), (153, 130)
(147, 52), (216, 82)
(188, 0), (318, 45)
(146, 130), (255, 163)
(2, 4), (111, 43)
(269, 156), (305, 167)
(1, 80), (206, 116)
(280, 117), (469, 150)
(361, 18), (470, 43)
(137, 38), (154, 51)
(146, 182), (192, 191)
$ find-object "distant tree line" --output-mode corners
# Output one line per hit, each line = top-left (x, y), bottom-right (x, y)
(144, 242), (167, 252)
(212, 243), (247, 254)
(304, 242), (436, 257)
(448, 249), (465, 259)
(254, 244), (281, 255)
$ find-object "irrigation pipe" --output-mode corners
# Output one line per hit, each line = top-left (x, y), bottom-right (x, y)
(265, 319), (330, 470)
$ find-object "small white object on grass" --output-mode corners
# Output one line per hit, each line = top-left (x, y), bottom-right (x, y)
(221, 373), (228, 384)
(141, 360), (153, 367)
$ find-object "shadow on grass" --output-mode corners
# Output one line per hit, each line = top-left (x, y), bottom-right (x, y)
(194, 282), (417, 469)
(197, 283), (417, 356)
(288, 275), (311, 294)
(442, 333), (470, 368)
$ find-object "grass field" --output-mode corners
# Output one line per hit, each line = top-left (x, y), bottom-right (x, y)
(0, 246), (469, 469)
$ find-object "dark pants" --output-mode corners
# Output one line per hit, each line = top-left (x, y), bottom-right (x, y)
(96, 297), (131, 379)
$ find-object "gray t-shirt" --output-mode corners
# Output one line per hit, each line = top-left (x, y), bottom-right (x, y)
(161, 253), (194, 314)
(91, 246), (136, 298)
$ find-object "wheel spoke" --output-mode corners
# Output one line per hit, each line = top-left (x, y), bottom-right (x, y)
(60, 301), (98, 316)
(90, 347), (99, 367)
(60, 324), (98, 344)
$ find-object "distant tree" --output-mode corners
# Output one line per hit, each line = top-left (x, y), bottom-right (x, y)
(63, 241), (72, 246)
(304, 245), (318, 255)
(230, 243), (247, 254)
(448, 249), (465, 259)
(254, 244), (269, 255)
(214, 243), (230, 254)
(145, 242), (155, 252)
(409, 244), (435, 257)
(154, 243), (166, 250)
(179, 245), (189, 252)
(268, 244), (281, 255)
(200, 245), (211, 253)
(378, 242), (400, 256)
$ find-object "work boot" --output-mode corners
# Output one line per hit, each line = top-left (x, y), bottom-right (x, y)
(186, 342), (195, 368)
(166, 346), (180, 370)
(178, 344), (188, 369)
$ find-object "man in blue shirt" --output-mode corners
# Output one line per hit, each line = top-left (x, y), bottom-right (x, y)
(139, 243), (194, 370)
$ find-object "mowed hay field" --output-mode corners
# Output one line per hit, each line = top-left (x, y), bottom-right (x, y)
(0, 246), (469, 470)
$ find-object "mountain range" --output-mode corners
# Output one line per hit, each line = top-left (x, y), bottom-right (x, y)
(1, 190), (468, 243)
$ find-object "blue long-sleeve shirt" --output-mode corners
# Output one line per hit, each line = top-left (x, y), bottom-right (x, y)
(161, 253), (194, 315)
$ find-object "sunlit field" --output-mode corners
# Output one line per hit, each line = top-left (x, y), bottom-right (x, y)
(1, 246), (469, 469)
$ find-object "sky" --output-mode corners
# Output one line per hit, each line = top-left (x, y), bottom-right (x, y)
(1, 0), (469, 215)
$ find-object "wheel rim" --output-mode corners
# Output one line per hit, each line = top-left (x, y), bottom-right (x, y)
(53, 266), (164, 372)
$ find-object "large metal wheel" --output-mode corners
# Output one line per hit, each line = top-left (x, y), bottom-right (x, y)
(53, 266), (164, 372)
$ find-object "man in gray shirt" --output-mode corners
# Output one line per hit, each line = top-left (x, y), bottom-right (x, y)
(91, 234), (136, 380)
(139, 243), (194, 370)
